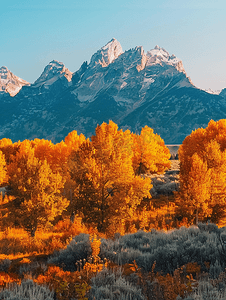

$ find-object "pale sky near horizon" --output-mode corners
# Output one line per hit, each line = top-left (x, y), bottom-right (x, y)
(1, 0), (225, 91)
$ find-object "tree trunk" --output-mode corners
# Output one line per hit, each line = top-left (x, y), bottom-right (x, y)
(31, 226), (37, 238)
(30, 221), (38, 237)
(100, 194), (104, 232)
(70, 211), (75, 223)
(196, 207), (199, 225)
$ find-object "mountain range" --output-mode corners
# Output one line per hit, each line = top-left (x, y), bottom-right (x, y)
(1, 38), (226, 144)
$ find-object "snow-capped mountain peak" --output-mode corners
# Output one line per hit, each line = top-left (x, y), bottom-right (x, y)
(89, 38), (123, 68)
(147, 45), (171, 62)
(33, 60), (72, 87)
(0, 66), (29, 96)
(2, 38), (225, 145)
(146, 46), (185, 73)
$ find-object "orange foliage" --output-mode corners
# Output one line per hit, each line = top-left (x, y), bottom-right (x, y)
(122, 261), (198, 300)
(179, 119), (226, 224)
(0, 138), (20, 165)
(151, 270), (193, 300)
(123, 260), (142, 277)
(0, 122), (171, 236)
(35, 265), (72, 285)
(0, 224), (82, 256)
(69, 121), (152, 232)
(83, 261), (107, 274)
(185, 262), (201, 277)
(35, 266), (90, 300)
(82, 233), (108, 274)
(124, 201), (177, 232)
(64, 130), (86, 152)
(33, 139), (54, 165)
(0, 151), (7, 186)
(132, 126), (171, 175)
(6, 140), (69, 236)
(89, 234), (101, 258)
(53, 218), (88, 236)
(0, 271), (20, 289)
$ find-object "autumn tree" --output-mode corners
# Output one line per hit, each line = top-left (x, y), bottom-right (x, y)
(64, 130), (86, 151)
(0, 151), (7, 230)
(33, 139), (54, 163)
(33, 133), (87, 197)
(68, 121), (152, 232)
(178, 153), (211, 224)
(0, 150), (7, 186)
(0, 138), (20, 165)
(6, 140), (69, 237)
(178, 119), (226, 224)
(132, 126), (171, 175)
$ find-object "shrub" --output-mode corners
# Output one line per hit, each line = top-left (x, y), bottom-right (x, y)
(0, 259), (12, 272)
(89, 267), (146, 300)
(99, 225), (226, 274)
(209, 260), (223, 279)
(184, 279), (226, 300)
(48, 233), (92, 271)
(35, 265), (89, 300)
(0, 271), (20, 289)
(0, 279), (54, 300)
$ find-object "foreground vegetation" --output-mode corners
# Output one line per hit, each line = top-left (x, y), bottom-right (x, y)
(1, 222), (226, 299)
(2, 119), (226, 299)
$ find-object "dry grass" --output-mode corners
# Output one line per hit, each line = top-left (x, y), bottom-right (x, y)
(0, 217), (89, 260)
(169, 159), (180, 171)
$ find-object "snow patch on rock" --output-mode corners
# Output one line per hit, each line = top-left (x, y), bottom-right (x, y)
(89, 38), (123, 68)
(146, 46), (186, 73)
(0, 66), (29, 96)
(33, 60), (72, 87)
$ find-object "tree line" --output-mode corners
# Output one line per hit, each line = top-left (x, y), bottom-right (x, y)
(2, 119), (226, 236)
(0, 121), (171, 236)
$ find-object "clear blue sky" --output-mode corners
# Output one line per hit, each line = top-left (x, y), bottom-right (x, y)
(1, 0), (225, 91)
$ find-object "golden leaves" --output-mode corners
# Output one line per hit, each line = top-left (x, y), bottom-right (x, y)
(132, 125), (171, 175)
(0, 121), (170, 235)
(0, 150), (7, 186)
(179, 119), (226, 224)
(68, 121), (159, 232)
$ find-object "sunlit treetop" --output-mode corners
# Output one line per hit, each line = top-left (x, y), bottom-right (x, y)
(132, 125), (171, 175)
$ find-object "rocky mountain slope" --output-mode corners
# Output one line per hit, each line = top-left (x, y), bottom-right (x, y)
(1, 38), (226, 143)
(0, 66), (29, 97)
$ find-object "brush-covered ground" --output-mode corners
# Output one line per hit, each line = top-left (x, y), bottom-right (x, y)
(1, 217), (226, 300)
(2, 160), (226, 300)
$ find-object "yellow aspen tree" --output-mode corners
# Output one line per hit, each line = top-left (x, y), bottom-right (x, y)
(0, 138), (20, 165)
(0, 150), (7, 186)
(64, 130), (86, 152)
(186, 153), (211, 224)
(33, 138), (54, 163)
(179, 119), (226, 224)
(132, 126), (171, 175)
(69, 121), (152, 232)
(7, 140), (69, 237)
(63, 131), (87, 211)
(205, 140), (226, 223)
